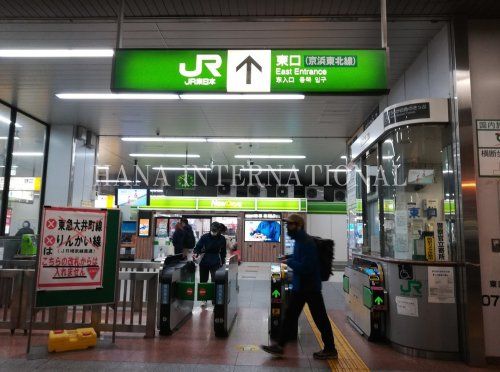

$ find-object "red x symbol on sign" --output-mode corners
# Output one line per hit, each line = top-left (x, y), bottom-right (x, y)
(44, 235), (55, 246)
(46, 218), (57, 229)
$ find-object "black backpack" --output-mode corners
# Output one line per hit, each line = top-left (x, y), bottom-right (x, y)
(312, 237), (335, 281)
(184, 229), (196, 249)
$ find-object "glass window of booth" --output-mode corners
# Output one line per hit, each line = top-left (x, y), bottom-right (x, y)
(379, 124), (455, 261)
(8, 112), (47, 236)
(346, 159), (364, 258)
(364, 148), (381, 257)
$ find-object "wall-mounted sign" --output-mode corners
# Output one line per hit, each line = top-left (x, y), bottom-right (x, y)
(384, 102), (430, 127)
(0, 177), (41, 191)
(476, 120), (500, 177)
(37, 207), (107, 291)
(112, 49), (387, 94)
(428, 266), (455, 304)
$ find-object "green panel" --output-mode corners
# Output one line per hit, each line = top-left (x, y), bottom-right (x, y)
(176, 173), (195, 190)
(197, 198), (255, 210)
(444, 199), (456, 214)
(343, 275), (349, 294)
(256, 199), (301, 211)
(175, 281), (196, 301)
(113, 49), (227, 92)
(307, 201), (347, 214)
(149, 196), (197, 209)
(197, 282), (215, 301)
(300, 199), (307, 211)
(363, 286), (373, 309)
(35, 209), (120, 308)
(112, 49), (387, 94)
(271, 49), (387, 93)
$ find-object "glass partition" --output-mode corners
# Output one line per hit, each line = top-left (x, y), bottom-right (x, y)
(7, 112), (47, 236)
(0, 104), (11, 227)
(364, 148), (380, 256)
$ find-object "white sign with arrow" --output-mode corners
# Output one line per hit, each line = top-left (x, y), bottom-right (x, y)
(227, 50), (271, 92)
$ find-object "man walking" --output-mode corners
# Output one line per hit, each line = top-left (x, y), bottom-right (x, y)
(261, 214), (337, 360)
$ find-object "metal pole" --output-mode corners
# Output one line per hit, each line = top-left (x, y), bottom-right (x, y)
(380, 0), (390, 79)
(116, 0), (125, 50)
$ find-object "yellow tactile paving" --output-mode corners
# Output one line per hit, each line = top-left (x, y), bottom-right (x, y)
(304, 305), (369, 371)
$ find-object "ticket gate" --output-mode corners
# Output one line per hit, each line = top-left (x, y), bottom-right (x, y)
(269, 263), (297, 341)
(158, 254), (239, 337)
(158, 254), (196, 335)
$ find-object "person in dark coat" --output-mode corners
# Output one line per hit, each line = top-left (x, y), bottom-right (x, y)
(193, 222), (226, 307)
(261, 214), (337, 360)
(171, 222), (185, 255)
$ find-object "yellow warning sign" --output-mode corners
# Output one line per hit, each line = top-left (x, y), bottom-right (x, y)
(235, 344), (259, 352)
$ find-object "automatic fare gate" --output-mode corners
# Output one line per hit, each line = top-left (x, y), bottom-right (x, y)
(269, 263), (297, 341)
(158, 254), (239, 337)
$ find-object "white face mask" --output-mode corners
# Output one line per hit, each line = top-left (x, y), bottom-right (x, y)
(211, 231), (217, 236)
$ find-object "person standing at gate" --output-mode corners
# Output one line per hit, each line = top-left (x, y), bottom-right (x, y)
(261, 214), (337, 360)
(193, 222), (226, 307)
(180, 217), (196, 259)
(171, 221), (185, 256)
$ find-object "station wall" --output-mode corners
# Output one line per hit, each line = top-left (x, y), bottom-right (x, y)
(468, 19), (500, 358)
(306, 214), (347, 264)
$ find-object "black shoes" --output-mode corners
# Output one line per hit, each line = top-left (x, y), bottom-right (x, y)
(260, 344), (284, 357)
(313, 348), (339, 360)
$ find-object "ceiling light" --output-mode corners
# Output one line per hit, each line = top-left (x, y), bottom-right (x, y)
(96, 165), (110, 170)
(0, 136), (20, 140)
(56, 93), (179, 100)
(96, 179), (139, 183)
(0, 115), (22, 128)
(122, 137), (207, 142)
(207, 138), (293, 143)
(152, 167), (212, 171)
(235, 155), (306, 159)
(340, 155), (347, 160)
(0, 49), (114, 58)
(129, 153), (200, 158)
(12, 152), (44, 156)
(240, 168), (298, 172)
(180, 94), (305, 100)
(328, 169), (348, 172)
(0, 165), (18, 168)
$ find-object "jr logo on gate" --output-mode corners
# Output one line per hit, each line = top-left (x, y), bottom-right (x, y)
(400, 280), (422, 296)
(179, 54), (222, 78)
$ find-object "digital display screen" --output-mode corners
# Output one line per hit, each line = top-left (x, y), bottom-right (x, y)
(138, 218), (150, 237)
(407, 169), (435, 185)
(245, 220), (281, 242)
(116, 188), (149, 207)
(121, 221), (137, 234)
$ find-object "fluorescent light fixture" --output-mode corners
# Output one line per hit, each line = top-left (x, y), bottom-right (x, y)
(0, 49), (114, 58)
(235, 155), (305, 159)
(150, 189), (164, 193)
(207, 138), (293, 143)
(152, 167), (211, 171)
(382, 155), (394, 160)
(56, 93), (179, 100)
(180, 94), (305, 100)
(12, 152), (44, 156)
(0, 136), (20, 140)
(96, 165), (110, 170)
(122, 137), (207, 143)
(0, 165), (18, 168)
(240, 168), (298, 172)
(129, 153), (200, 158)
(340, 155), (347, 160)
(328, 168), (348, 172)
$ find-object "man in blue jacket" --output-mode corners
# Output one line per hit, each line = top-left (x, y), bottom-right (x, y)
(193, 222), (227, 307)
(261, 214), (337, 360)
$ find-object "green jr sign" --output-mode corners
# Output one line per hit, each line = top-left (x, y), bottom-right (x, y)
(112, 49), (387, 94)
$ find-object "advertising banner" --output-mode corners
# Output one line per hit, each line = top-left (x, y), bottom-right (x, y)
(36, 207), (107, 291)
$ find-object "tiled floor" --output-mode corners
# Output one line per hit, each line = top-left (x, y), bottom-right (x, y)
(0, 266), (495, 371)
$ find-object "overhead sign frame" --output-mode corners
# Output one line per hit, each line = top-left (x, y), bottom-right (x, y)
(111, 48), (389, 95)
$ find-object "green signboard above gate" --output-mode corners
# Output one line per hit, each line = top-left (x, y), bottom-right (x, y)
(112, 49), (388, 94)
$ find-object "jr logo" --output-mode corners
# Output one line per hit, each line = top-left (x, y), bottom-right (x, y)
(400, 280), (422, 296)
(179, 54), (222, 77)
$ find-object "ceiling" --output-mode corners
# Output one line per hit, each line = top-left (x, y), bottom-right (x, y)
(0, 0), (498, 18)
(0, 17), (447, 180)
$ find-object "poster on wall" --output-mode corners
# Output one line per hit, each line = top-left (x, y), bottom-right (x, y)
(395, 296), (419, 317)
(36, 207), (107, 291)
(428, 266), (455, 304)
(476, 120), (500, 177)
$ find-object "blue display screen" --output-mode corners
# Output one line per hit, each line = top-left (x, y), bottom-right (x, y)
(122, 221), (137, 234)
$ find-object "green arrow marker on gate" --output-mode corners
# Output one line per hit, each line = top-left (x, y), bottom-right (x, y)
(272, 290), (281, 298)
(374, 296), (383, 305)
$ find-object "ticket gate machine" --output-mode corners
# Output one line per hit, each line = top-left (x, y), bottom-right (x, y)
(269, 263), (297, 341)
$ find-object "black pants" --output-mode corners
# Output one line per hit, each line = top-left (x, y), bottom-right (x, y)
(199, 265), (218, 283)
(279, 291), (335, 351)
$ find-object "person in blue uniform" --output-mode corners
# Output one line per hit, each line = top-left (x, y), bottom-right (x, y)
(193, 222), (227, 307)
(250, 220), (281, 242)
(261, 214), (337, 360)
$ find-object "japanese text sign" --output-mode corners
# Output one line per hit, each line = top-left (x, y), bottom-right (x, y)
(37, 207), (107, 291)
(476, 120), (500, 177)
(112, 49), (387, 94)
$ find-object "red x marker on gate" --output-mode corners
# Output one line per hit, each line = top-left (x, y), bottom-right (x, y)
(46, 218), (57, 229)
(44, 235), (55, 246)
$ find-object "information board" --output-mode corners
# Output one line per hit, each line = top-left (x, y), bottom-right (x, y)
(476, 120), (500, 177)
(112, 49), (388, 94)
(35, 207), (120, 307)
